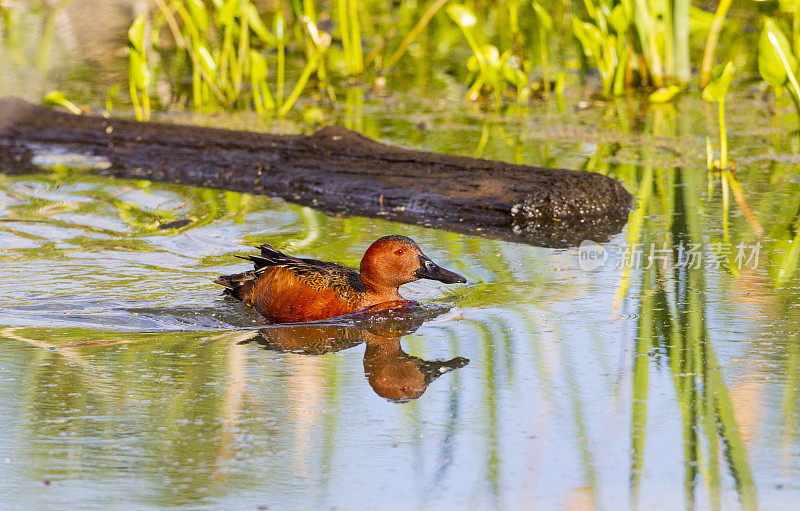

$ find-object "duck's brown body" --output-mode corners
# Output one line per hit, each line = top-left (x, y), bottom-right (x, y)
(214, 235), (466, 323)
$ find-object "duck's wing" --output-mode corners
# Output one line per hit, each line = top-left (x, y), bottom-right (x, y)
(214, 244), (364, 303)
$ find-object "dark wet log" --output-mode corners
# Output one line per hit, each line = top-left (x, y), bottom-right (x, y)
(0, 97), (632, 247)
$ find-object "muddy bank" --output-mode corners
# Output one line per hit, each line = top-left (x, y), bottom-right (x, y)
(0, 97), (632, 247)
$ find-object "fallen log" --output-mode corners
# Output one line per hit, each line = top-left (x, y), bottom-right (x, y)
(0, 97), (632, 247)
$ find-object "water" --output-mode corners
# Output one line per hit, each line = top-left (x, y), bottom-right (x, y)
(1, 92), (799, 510)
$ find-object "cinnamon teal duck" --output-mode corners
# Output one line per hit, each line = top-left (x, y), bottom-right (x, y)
(214, 235), (467, 323)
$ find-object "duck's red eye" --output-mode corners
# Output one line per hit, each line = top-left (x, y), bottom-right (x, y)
(395, 249), (404, 256)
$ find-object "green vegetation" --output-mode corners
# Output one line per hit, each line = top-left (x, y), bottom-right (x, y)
(759, 17), (800, 117)
(446, 3), (528, 106)
(569, 0), (695, 94)
(43, 89), (82, 115)
(128, 14), (152, 121)
(3, 0), (800, 131)
(146, 0), (333, 116)
(702, 60), (735, 171)
(125, 1), (798, 108)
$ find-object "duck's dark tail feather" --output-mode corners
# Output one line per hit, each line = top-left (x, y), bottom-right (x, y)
(213, 244), (287, 301)
(213, 271), (258, 302)
(234, 243), (300, 270)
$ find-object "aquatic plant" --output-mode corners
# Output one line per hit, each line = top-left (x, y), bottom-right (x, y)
(8, 0), (798, 119)
(531, 0), (554, 95)
(648, 84), (682, 103)
(702, 60), (735, 171)
(280, 16), (331, 116)
(571, 0), (694, 95)
(127, 14), (152, 121)
(570, 1), (630, 96)
(446, 3), (529, 106)
(699, 0), (732, 87)
(74, 0), (795, 115)
(126, 0), (332, 117)
(381, 0), (448, 72)
(43, 90), (82, 115)
(104, 84), (121, 115)
(758, 17), (800, 117)
(336, 0), (363, 76)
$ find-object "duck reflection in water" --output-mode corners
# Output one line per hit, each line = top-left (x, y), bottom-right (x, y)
(246, 300), (469, 402)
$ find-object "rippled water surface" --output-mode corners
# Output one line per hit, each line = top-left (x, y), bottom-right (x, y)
(3, 85), (800, 510)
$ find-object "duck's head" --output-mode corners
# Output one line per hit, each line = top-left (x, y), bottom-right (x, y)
(360, 235), (467, 291)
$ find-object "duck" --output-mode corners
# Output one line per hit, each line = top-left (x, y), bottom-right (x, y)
(214, 234), (467, 323)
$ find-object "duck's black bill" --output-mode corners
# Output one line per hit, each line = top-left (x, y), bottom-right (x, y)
(414, 255), (467, 284)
